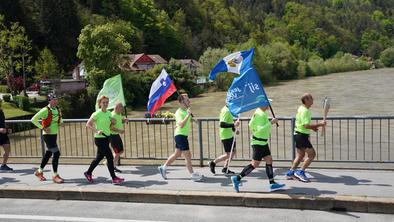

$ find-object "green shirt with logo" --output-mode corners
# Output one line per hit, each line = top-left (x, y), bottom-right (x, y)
(294, 105), (312, 135)
(174, 108), (191, 136)
(90, 110), (111, 138)
(110, 111), (124, 135)
(31, 106), (63, 135)
(219, 106), (234, 140)
(249, 108), (271, 146)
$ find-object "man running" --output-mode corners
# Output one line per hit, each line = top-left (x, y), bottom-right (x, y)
(31, 93), (64, 183)
(285, 93), (326, 182)
(158, 93), (203, 181)
(0, 99), (12, 171)
(208, 104), (239, 175)
(231, 105), (285, 192)
(109, 102), (128, 173)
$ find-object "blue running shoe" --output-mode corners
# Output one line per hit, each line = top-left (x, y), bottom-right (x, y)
(158, 166), (167, 180)
(269, 182), (285, 192)
(285, 169), (295, 179)
(294, 170), (310, 182)
(231, 176), (240, 193)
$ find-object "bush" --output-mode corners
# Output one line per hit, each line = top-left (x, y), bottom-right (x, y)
(380, 47), (394, 67)
(58, 90), (95, 118)
(2, 94), (11, 102)
(0, 85), (9, 93)
(13, 95), (30, 111)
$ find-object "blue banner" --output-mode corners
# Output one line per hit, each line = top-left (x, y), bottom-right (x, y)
(226, 68), (270, 116)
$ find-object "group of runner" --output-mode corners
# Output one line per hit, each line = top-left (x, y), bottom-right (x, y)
(0, 92), (326, 192)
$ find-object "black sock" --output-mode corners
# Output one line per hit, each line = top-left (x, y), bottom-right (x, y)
(266, 164), (275, 184)
(237, 164), (255, 181)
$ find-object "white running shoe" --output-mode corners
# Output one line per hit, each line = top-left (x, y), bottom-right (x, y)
(191, 172), (203, 181)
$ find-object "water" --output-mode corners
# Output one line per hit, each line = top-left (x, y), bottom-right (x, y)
(128, 68), (394, 118)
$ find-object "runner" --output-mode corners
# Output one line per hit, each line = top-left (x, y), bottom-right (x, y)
(285, 93), (326, 182)
(231, 105), (285, 192)
(0, 99), (12, 171)
(109, 102), (128, 173)
(31, 93), (64, 183)
(208, 104), (239, 175)
(84, 96), (124, 185)
(158, 93), (203, 181)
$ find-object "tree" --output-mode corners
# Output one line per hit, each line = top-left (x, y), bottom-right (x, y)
(77, 22), (131, 92)
(35, 47), (62, 80)
(380, 47), (394, 67)
(0, 16), (32, 95)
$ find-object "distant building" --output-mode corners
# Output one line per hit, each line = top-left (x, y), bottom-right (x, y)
(69, 62), (86, 80)
(40, 79), (86, 95)
(120, 54), (167, 71)
(175, 59), (202, 74)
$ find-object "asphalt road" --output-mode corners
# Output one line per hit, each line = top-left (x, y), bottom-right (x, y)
(0, 198), (392, 222)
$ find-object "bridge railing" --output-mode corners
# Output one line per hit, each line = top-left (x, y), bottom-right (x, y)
(5, 116), (394, 165)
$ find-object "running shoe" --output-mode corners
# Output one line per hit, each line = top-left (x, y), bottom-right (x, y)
(191, 172), (203, 181)
(222, 168), (235, 175)
(285, 169), (295, 179)
(34, 170), (46, 181)
(114, 167), (122, 173)
(158, 166), (167, 180)
(294, 170), (310, 182)
(0, 164), (13, 171)
(112, 177), (125, 185)
(230, 176), (240, 193)
(208, 161), (216, 174)
(52, 175), (64, 184)
(84, 171), (94, 183)
(269, 182), (286, 192)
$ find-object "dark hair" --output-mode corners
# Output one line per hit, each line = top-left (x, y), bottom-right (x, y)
(177, 93), (188, 103)
(301, 93), (312, 104)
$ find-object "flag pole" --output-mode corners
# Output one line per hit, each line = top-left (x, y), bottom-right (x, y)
(269, 104), (279, 127)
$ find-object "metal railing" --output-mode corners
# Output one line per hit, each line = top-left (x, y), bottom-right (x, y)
(5, 116), (394, 165)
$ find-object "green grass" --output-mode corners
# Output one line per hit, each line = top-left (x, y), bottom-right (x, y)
(2, 102), (33, 119)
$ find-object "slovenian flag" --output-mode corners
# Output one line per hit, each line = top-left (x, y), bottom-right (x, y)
(209, 48), (254, 80)
(147, 69), (177, 116)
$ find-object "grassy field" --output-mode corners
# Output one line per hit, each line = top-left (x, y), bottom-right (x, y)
(3, 102), (33, 119)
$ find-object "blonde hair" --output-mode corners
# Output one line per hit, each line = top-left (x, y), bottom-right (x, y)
(97, 96), (109, 108)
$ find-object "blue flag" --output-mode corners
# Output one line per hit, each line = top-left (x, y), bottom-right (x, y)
(226, 68), (270, 116)
(209, 48), (254, 80)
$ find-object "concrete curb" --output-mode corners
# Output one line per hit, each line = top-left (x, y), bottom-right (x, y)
(0, 186), (393, 214)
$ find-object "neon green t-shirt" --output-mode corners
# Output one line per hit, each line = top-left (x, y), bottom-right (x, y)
(249, 108), (271, 146)
(294, 105), (312, 135)
(90, 110), (111, 138)
(110, 111), (124, 135)
(31, 106), (63, 135)
(220, 106), (234, 140)
(174, 108), (191, 136)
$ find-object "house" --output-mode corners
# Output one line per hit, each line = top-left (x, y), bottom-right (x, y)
(70, 62), (86, 80)
(175, 59), (202, 74)
(120, 54), (167, 71)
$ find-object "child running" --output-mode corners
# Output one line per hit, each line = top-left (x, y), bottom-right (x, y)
(158, 93), (203, 181)
(84, 96), (124, 185)
(231, 105), (285, 192)
(31, 93), (64, 183)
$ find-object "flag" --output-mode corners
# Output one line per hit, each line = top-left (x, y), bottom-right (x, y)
(95, 74), (126, 110)
(147, 68), (177, 116)
(209, 48), (254, 80)
(226, 67), (270, 117)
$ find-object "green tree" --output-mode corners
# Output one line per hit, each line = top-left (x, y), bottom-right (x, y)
(380, 47), (394, 67)
(35, 47), (62, 80)
(77, 22), (131, 92)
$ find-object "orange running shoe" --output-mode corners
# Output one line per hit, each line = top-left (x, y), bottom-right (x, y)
(52, 175), (64, 184)
(34, 170), (46, 181)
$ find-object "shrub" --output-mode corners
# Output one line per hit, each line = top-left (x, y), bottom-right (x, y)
(13, 95), (30, 111)
(0, 85), (9, 93)
(380, 47), (394, 67)
(2, 94), (11, 102)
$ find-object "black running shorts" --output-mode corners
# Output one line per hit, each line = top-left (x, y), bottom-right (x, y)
(252, 144), (271, 161)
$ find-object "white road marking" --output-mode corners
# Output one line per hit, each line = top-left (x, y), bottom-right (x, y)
(0, 214), (166, 222)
